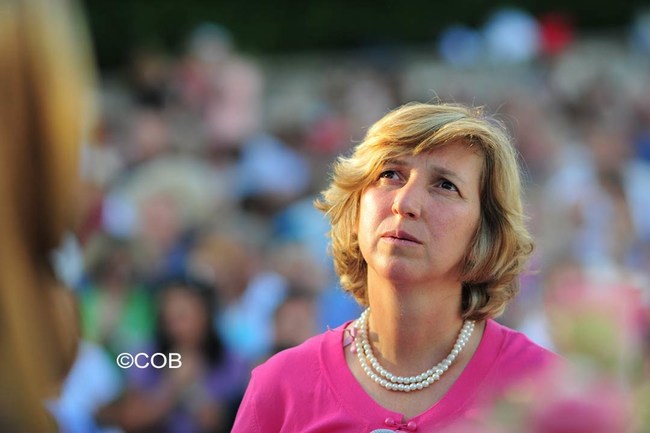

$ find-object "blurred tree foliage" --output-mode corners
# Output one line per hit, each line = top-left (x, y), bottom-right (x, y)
(83, 0), (643, 69)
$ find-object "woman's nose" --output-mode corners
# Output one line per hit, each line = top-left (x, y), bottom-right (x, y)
(391, 180), (423, 219)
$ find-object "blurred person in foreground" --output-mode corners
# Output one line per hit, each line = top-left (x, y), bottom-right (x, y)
(0, 0), (95, 431)
(473, 262), (647, 433)
(232, 102), (558, 432)
(98, 277), (248, 433)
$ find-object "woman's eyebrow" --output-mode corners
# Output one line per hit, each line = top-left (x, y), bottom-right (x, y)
(383, 158), (408, 167)
(430, 165), (466, 185)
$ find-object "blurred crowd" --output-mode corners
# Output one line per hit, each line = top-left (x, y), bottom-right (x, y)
(49, 7), (650, 433)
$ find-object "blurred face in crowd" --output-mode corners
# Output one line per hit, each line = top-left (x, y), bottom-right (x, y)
(160, 286), (209, 350)
(274, 296), (317, 350)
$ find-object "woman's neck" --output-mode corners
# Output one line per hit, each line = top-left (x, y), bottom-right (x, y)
(365, 274), (465, 377)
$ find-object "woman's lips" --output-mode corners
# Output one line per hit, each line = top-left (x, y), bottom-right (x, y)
(381, 230), (422, 245)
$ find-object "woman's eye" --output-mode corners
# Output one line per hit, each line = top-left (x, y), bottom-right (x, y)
(379, 170), (399, 180)
(439, 180), (458, 192)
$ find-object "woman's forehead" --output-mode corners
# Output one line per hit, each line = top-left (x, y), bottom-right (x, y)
(374, 139), (484, 162)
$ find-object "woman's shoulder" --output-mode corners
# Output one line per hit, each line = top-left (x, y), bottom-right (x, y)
(455, 319), (565, 416)
(253, 324), (346, 380)
(488, 319), (558, 363)
(232, 324), (352, 432)
(480, 319), (561, 391)
(240, 324), (347, 414)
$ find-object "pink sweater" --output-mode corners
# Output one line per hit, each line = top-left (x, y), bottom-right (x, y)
(232, 319), (557, 432)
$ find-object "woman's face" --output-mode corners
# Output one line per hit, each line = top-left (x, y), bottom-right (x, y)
(357, 140), (482, 289)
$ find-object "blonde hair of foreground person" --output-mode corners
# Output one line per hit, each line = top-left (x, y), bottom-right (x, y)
(316, 103), (533, 320)
(0, 0), (95, 431)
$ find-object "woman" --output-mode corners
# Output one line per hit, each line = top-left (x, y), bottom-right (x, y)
(231, 103), (557, 432)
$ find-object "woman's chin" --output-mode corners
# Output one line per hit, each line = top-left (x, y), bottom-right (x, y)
(372, 260), (461, 289)
(377, 262), (425, 285)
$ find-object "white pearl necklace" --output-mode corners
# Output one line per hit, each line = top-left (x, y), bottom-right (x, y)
(354, 308), (475, 392)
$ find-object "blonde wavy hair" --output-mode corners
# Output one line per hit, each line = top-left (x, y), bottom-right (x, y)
(315, 102), (533, 321)
(0, 0), (95, 430)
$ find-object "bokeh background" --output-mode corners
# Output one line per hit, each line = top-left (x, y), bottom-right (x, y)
(50, 1), (650, 432)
